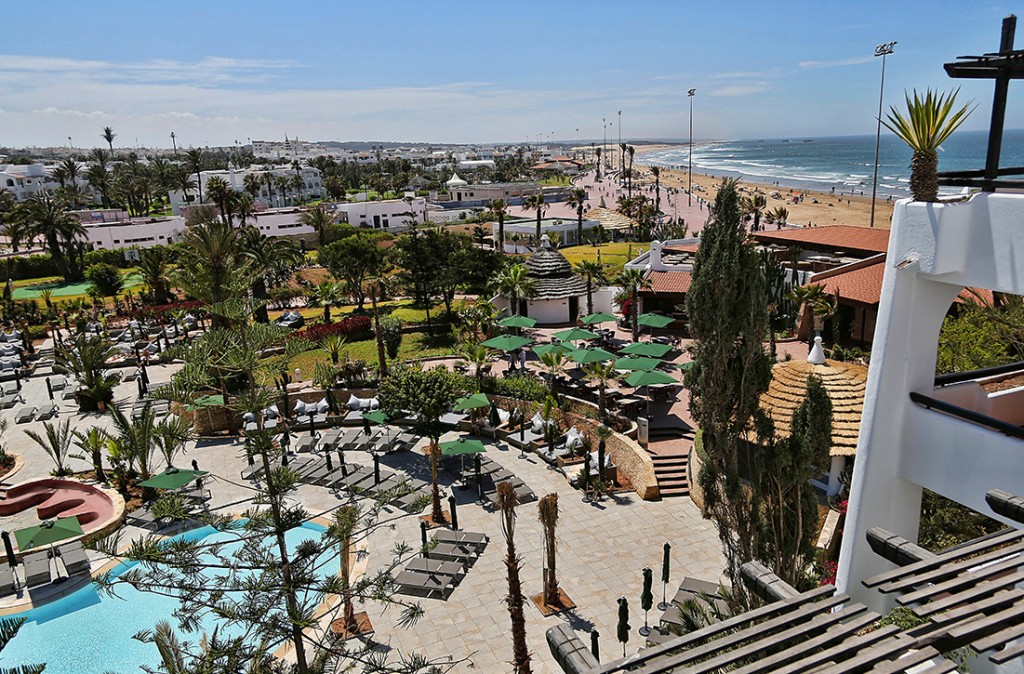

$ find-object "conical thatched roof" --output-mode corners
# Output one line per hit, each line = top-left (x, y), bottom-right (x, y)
(524, 236), (588, 300)
(759, 357), (868, 457)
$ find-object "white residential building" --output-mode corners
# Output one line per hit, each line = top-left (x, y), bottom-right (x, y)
(335, 198), (426, 231)
(0, 164), (62, 201)
(168, 165), (325, 214)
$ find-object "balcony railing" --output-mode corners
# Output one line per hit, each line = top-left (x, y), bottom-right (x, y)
(909, 391), (1024, 440)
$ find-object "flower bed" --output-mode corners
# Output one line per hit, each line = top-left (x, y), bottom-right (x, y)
(291, 316), (373, 343)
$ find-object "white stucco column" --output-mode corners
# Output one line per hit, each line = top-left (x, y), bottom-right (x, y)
(827, 455), (846, 497)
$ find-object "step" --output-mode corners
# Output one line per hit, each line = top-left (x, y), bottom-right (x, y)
(660, 487), (690, 498)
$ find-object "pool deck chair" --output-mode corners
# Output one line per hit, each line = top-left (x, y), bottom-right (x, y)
(394, 569), (454, 599)
(0, 563), (15, 596)
(429, 542), (478, 565)
(23, 551), (52, 587)
(37, 402), (57, 420)
(57, 542), (90, 577)
(405, 557), (466, 582)
(295, 433), (318, 454)
(0, 393), (19, 409)
(433, 530), (488, 553)
(14, 406), (36, 424)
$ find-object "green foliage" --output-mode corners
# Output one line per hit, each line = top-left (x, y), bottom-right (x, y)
(318, 234), (387, 309)
(918, 488), (1001, 553)
(478, 373), (549, 403)
(85, 262), (125, 297)
(380, 316), (403, 360)
(936, 303), (1020, 374)
(378, 364), (464, 437)
(55, 333), (118, 411)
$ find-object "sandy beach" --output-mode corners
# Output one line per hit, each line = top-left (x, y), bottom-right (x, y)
(633, 145), (896, 230)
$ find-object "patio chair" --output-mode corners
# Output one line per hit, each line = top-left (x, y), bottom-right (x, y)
(36, 402), (57, 420)
(23, 551), (52, 587)
(393, 569), (454, 599)
(428, 542), (477, 565)
(405, 557), (465, 581)
(433, 530), (488, 552)
(0, 563), (15, 597)
(57, 541), (90, 577)
(0, 393), (19, 409)
(62, 387), (79, 401)
(14, 406), (36, 424)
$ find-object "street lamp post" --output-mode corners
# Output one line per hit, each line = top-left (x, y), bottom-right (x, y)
(618, 110), (623, 178)
(170, 131), (178, 156)
(869, 41), (896, 228)
(602, 117), (607, 175)
(687, 89), (696, 207)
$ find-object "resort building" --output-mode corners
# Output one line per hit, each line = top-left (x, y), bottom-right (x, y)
(334, 197), (427, 231)
(444, 176), (542, 204)
(623, 238), (702, 330)
(494, 217), (600, 252)
(168, 165), (326, 214)
(0, 163), (65, 201)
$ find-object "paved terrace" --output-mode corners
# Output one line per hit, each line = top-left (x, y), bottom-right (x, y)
(0, 361), (726, 672)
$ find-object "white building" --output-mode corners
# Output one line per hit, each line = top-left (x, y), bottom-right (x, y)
(168, 165), (325, 214)
(495, 217), (600, 252)
(0, 164), (62, 201)
(335, 198), (426, 231)
(84, 217), (186, 250)
(251, 138), (328, 159)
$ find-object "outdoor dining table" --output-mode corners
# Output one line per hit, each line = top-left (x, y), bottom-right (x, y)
(617, 396), (645, 413)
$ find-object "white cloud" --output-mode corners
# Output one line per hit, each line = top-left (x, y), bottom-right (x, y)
(708, 84), (769, 97)
(798, 55), (873, 69)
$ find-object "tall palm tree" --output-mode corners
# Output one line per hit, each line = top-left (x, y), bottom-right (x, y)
(883, 88), (974, 202)
(26, 419), (76, 476)
(243, 172), (263, 202)
(584, 361), (618, 420)
(240, 226), (301, 323)
(15, 194), (87, 281)
(742, 194), (767, 232)
(565, 188), (588, 245)
(101, 126), (116, 156)
(148, 157), (175, 208)
(263, 171), (276, 207)
(538, 493), (560, 608)
(487, 198), (509, 253)
(137, 247), (171, 305)
(174, 218), (250, 327)
(615, 267), (652, 341)
(308, 280), (344, 323)
(74, 427), (108, 483)
(627, 145), (636, 198)
(298, 203), (336, 247)
(204, 176), (234, 224)
(184, 149), (206, 204)
(497, 481), (532, 674)
(522, 193), (547, 242)
(0, 191), (24, 252)
(573, 259), (606, 316)
(491, 263), (536, 316)
(85, 163), (112, 208)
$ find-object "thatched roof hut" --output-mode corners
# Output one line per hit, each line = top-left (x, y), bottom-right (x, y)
(524, 236), (588, 300)
(759, 338), (868, 457)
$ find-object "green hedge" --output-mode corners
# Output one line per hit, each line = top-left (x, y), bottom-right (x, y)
(476, 374), (549, 403)
(5, 245), (175, 282)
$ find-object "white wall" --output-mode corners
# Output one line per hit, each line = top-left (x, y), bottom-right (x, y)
(337, 198), (426, 231)
(525, 298), (570, 325)
(86, 218), (186, 250)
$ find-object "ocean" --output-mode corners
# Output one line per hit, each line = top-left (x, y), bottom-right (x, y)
(641, 129), (1024, 198)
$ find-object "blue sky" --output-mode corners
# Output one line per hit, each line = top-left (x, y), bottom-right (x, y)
(2, 1), (1020, 147)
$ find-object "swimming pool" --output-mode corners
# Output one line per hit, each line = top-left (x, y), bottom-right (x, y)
(0, 521), (338, 673)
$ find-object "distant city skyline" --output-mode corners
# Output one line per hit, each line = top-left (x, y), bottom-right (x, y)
(2, 1), (1021, 149)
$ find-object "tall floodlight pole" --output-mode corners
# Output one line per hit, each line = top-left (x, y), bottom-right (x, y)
(602, 117), (607, 174)
(618, 110), (623, 178)
(869, 42), (896, 228)
(687, 89), (696, 207)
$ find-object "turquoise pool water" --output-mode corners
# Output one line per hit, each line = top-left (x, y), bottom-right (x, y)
(0, 522), (337, 673)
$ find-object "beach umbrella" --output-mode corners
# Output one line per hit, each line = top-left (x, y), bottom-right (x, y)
(570, 347), (616, 365)
(440, 437), (486, 456)
(45, 377), (54, 401)
(676, 361), (695, 372)
(420, 520), (429, 557)
(624, 370), (677, 388)
(497, 315), (537, 329)
(453, 393), (489, 412)
(15, 516), (84, 552)
(448, 494), (459, 531)
(481, 334), (532, 352)
(617, 596), (630, 657)
(1, 532), (16, 570)
(640, 567), (654, 636)
(533, 342), (573, 358)
(614, 356), (661, 372)
(637, 313), (674, 329)
(553, 327), (599, 343)
(580, 312), (617, 325)
(620, 342), (672, 358)
(474, 453), (483, 500)
(373, 454), (380, 484)
(591, 630), (600, 662)
(659, 542), (672, 610)
(138, 467), (208, 491)
(362, 409), (388, 425)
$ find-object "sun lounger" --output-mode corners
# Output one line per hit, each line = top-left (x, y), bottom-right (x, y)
(433, 530), (488, 552)
(63, 387), (79, 400)
(0, 393), (19, 409)
(405, 557), (465, 581)
(294, 433), (318, 454)
(23, 551), (52, 587)
(180, 487), (211, 505)
(440, 412), (468, 427)
(0, 563), (15, 596)
(14, 406), (36, 424)
(57, 541), (90, 577)
(507, 428), (546, 450)
(393, 569), (454, 599)
(428, 542), (477, 565)
(36, 402), (57, 420)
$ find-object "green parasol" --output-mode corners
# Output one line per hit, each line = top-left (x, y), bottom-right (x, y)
(362, 410), (389, 425)
(186, 394), (224, 411)
(570, 347), (616, 365)
(637, 313), (674, 328)
(533, 342), (573, 358)
(15, 516), (84, 551)
(497, 315), (537, 329)
(580, 312), (617, 325)
(614, 356), (661, 372)
(138, 467), (209, 490)
(620, 342), (673, 358)
(624, 370), (677, 388)
(676, 361), (695, 372)
(440, 437), (486, 456)
(453, 393), (490, 411)
(481, 334), (533, 351)
(553, 327), (599, 342)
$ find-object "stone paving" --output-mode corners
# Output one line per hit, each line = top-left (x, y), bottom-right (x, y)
(1, 359), (726, 672)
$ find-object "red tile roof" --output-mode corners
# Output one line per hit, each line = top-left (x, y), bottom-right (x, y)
(643, 270), (692, 295)
(751, 225), (891, 256)
(663, 243), (700, 255)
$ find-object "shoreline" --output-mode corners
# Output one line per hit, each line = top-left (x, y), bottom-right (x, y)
(633, 146), (895, 229)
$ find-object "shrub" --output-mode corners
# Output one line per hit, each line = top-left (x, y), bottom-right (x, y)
(379, 317), (402, 360)
(136, 300), (204, 319)
(85, 263), (124, 297)
(478, 373), (548, 403)
(291, 315), (372, 343)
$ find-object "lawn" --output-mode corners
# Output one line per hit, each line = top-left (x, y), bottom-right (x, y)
(288, 330), (458, 376)
(11, 270), (145, 301)
(270, 299), (473, 327)
(540, 176), (572, 186)
(559, 243), (647, 276)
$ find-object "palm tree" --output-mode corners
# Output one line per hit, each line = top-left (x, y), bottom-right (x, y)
(298, 203), (336, 247)
(538, 493), (560, 608)
(15, 194), (87, 281)
(522, 193), (547, 242)
(26, 419), (76, 476)
(539, 351), (566, 398)
(148, 157), (175, 208)
(882, 88), (974, 202)
(487, 198), (509, 253)
(137, 247), (171, 305)
(243, 172), (263, 202)
(101, 126), (116, 156)
(573, 259), (606, 315)
(74, 427), (108, 483)
(205, 176), (234, 224)
(742, 194), (767, 231)
(0, 617), (45, 673)
(263, 171), (276, 207)
(616, 267), (652, 341)
(565, 188), (588, 245)
(627, 145), (636, 198)
(108, 403), (160, 501)
(461, 342), (489, 383)
(329, 505), (360, 635)
(308, 281), (343, 323)
(240, 226), (301, 323)
(174, 218), (250, 327)
(184, 149), (206, 204)
(584, 360), (618, 420)
(491, 263), (536, 316)
(497, 481), (532, 674)
(56, 334), (119, 412)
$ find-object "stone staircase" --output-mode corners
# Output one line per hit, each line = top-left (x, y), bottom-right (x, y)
(649, 450), (690, 499)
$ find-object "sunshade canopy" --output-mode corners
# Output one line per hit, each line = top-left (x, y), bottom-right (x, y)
(624, 370), (677, 388)
(553, 328), (599, 342)
(677, 361), (695, 372)
(620, 342), (673, 358)
(637, 313), (674, 328)
(138, 468), (209, 490)
(481, 335), (533, 351)
(440, 437), (486, 456)
(453, 393), (490, 411)
(186, 394), (224, 411)
(580, 312), (617, 325)
(497, 315), (537, 329)
(614, 356), (661, 372)
(15, 516), (84, 551)
(570, 347), (616, 364)
(533, 343), (573, 358)
(362, 410), (389, 425)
